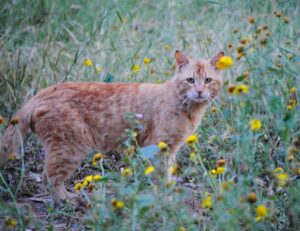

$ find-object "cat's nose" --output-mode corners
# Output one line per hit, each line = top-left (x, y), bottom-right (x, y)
(195, 84), (204, 96)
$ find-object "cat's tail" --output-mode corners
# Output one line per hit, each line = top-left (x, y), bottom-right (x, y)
(0, 99), (34, 163)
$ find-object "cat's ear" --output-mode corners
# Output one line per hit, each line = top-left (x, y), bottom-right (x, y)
(210, 51), (225, 70)
(175, 50), (189, 71)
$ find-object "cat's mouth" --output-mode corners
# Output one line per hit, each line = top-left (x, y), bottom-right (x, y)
(191, 96), (208, 103)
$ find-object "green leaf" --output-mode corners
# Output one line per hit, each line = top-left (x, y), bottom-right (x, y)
(135, 194), (155, 209)
(139, 145), (159, 160)
(236, 75), (245, 82)
(103, 73), (115, 83)
(42, 79), (47, 88)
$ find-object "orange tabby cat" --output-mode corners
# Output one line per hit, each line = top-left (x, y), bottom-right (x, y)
(0, 51), (224, 202)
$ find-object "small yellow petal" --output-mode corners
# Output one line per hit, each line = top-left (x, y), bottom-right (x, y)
(144, 165), (155, 175)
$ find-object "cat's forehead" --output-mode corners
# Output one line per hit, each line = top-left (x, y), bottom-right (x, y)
(184, 59), (215, 77)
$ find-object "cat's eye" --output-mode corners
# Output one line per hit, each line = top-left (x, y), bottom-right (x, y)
(205, 77), (212, 84)
(186, 78), (195, 84)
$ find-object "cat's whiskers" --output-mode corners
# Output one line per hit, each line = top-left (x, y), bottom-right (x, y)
(180, 97), (190, 111)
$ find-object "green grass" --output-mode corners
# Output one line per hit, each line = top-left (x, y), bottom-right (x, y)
(0, 0), (300, 230)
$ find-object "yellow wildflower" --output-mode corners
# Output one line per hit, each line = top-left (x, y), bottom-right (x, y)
(84, 175), (93, 183)
(0, 116), (4, 125)
(211, 169), (217, 176)
(158, 141), (168, 151)
(186, 134), (197, 145)
(96, 66), (102, 73)
(132, 65), (140, 74)
(283, 16), (289, 24)
(216, 158), (226, 167)
(92, 161), (97, 167)
(250, 119), (262, 131)
(273, 167), (284, 174)
(227, 85), (236, 94)
(287, 99), (297, 110)
(178, 226), (186, 231)
(189, 151), (198, 163)
(247, 192), (257, 203)
(201, 193), (213, 209)
(145, 165), (155, 175)
(276, 173), (289, 187)
(233, 84), (249, 94)
(217, 167), (225, 174)
(125, 145), (135, 156)
(5, 217), (17, 228)
(84, 58), (92, 67)
(222, 181), (230, 191)
(248, 16), (255, 24)
(93, 153), (104, 162)
(82, 180), (88, 188)
(215, 56), (234, 70)
(210, 106), (217, 113)
(144, 57), (151, 64)
(121, 167), (133, 177)
(9, 152), (15, 161)
(256, 205), (268, 222)
(169, 165), (179, 176)
(111, 199), (124, 209)
(164, 44), (171, 50)
(74, 183), (82, 192)
(93, 174), (102, 182)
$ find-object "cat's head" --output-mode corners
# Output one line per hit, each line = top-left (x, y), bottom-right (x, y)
(172, 50), (224, 104)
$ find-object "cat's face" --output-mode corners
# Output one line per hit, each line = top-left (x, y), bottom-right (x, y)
(173, 51), (224, 104)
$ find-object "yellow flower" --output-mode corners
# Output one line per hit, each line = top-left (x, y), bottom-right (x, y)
(93, 153), (104, 162)
(0, 116), (4, 125)
(5, 217), (17, 228)
(132, 65), (140, 74)
(92, 161), (98, 167)
(227, 85), (236, 94)
(96, 66), (102, 73)
(273, 167), (284, 174)
(250, 119), (262, 131)
(186, 134), (197, 145)
(111, 199), (124, 209)
(247, 192), (257, 203)
(121, 167), (133, 177)
(144, 165), (155, 175)
(84, 58), (92, 67)
(248, 16), (255, 24)
(233, 84), (249, 94)
(217, 167), (225, 174)
(9, 152), (15, 161)
(93, 174), (102, 182)
(74, 183), (82, 192)
(178, 226), (186, 231)
(164, 44), (171, 50)
(84, 175), (93, 182)
(276, 173), (289, 187)
(169, 165), (179, 176)
(255, 205), (268, 222)
(211, 169), (217, 176)
(215, 56), (234, 70)
(210, 106), (217, 113)
(201, 194), (213, 209)
(189, 151), (198, 163)
(216, 158), (226, 167)
(144, 57), (151, 64)
(82, 180), (88, 188)
(158, 141), (168, 151)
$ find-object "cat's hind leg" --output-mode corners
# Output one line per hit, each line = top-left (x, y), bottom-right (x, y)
(43, 144), (89, 203)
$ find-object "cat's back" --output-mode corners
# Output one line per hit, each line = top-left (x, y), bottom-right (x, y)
(34, 81), (141, 103)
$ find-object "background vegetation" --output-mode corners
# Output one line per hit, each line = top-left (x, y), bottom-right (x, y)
(0, 0), (299, 230)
